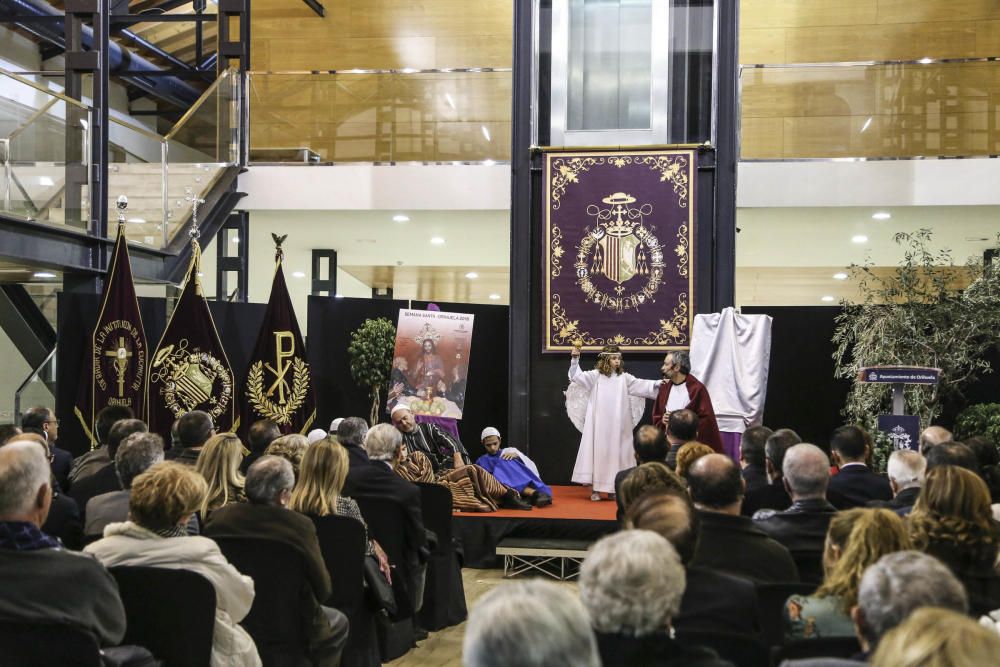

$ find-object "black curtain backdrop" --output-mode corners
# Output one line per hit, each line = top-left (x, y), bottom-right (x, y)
(306, 296), (509, 456)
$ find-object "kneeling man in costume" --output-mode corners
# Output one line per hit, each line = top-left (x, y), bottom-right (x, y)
(390, 404), (531, 511)
(652, 350), (723, 453)
(476, 427), (553, 507)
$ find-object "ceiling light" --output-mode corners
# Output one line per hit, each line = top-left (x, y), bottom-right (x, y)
(872, 212), (891, 220)
(860, 117), (872, 133)
(33, 271), (56, 279)
(465, 272), (478, 279)
(231, 236), (239, 244)
(430, 236), (445, 245)
(851, 235), (868, 244)
(393, 214), (410, 222)
(483, 159), (496, 166)
(488, 293), (501, 300)
(821, 295), (835, 302)
(918, 57), (933, 64)
(334, 293), (344, 298)
(38, 176), (54, 186)
(481, 126), (492, 142)
(833, 272), (848, 280)
(292, 271), (306, 279)
(127, 217), (146, 224)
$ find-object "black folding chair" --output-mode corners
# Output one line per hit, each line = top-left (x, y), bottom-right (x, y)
(755, 582), (816, 648)
(676, 630), (770, 667)
(791, 550), (825, 587)
(109, 565), (215, 667)
(415, 482), (467, 630)
(213, 537), (312, 667)
(771, 637), (862, 667)
(0, 621), (102, 667)
(310, 514), (381, 667)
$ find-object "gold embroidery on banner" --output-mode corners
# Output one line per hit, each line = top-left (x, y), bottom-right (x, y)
(247, 357), (311, 425)
(94, 320), (146, 407)
(550, 157), (604, 210)
(551, 293), (689, 348)
(150, 340), (234, 418)
(636, 154), (690, 206)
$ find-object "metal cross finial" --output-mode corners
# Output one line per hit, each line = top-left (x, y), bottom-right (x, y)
(116, 195), (128, 225)
(185, 188), (206, 240)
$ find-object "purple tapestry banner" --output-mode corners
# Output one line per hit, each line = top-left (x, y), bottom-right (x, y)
(544, 150), (696, 352)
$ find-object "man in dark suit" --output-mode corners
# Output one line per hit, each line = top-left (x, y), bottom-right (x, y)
(165, 410), (214, 465)
(69, 419), (147, 520)
(827, 425), (892, 509)
(688, 454), (798, 583)
(21, 406), (72, 490)
(241, 418), (280, 474)
(335, 416), (372, 473)
(754, 443), (839, 585)
(68, 405), (133, 486)
(868, 449), (925, 516)
(739, 425), (773, 492)
(204, 456), (348, 667)
(664, 409), (699, 470)
(614, 425), (669, 522)
(742, 428), (800, 517)
(925, 441), (979, 472)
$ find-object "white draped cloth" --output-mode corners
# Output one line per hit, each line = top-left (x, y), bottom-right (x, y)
(568, 358), (661, 493)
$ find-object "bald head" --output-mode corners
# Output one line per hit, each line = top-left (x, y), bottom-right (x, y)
(0, 441), (52, 526)
(687, 453), (744, 513)
(783, 443), (830, 500)
(919, 426), (952, 454)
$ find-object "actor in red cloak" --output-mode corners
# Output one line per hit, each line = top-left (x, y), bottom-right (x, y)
(652, 350), (724, 453)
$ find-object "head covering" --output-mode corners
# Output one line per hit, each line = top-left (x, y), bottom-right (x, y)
(329, 417), (344, 433)
(390, 403), (413, 418)
(481, 426), (501, 442)
(599, 344), (621, 356)
(307, 429), (327, 444)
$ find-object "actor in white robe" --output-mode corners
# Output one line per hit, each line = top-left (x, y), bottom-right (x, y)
(569, 345), (662, 498)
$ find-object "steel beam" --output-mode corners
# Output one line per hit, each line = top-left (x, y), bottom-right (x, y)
(216, 210), (248, 302)
(300, 0), (323, 17)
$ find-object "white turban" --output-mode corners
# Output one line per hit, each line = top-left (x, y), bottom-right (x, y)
(481, 426), (501, 441)
(390, 403), (413, 418)
(329, 417), (344, 433)
(307, 429), (327, 444)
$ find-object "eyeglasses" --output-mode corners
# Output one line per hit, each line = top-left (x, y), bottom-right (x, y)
(44, 419), (60, 426)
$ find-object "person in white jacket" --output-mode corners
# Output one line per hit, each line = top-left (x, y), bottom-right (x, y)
(85, 461), (261, 667)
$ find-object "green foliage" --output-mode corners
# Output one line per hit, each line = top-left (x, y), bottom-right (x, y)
(832, 229), (1000, 437)
(955, 403), (1000, 446)
(347, 318), (397, 424)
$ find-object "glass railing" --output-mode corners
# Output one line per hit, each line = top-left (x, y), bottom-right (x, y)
(107, 117), (169, 247)
(739, 59), (1000, 160)
(14, 347), (56, 425)
(246, 70), (511, 163)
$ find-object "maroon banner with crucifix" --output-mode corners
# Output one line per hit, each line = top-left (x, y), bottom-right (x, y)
(543, 149), (696, 352)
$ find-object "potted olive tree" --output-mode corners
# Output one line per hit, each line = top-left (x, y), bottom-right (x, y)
(348, 317), (397, 425)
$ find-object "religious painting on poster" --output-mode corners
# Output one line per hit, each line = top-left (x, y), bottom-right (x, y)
(543, 149), (696, 352)
(388, 309), (475, 419)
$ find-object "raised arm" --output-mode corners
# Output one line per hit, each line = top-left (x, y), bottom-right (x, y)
(626, 374), (663, 400)
(568, 349), (597, 390)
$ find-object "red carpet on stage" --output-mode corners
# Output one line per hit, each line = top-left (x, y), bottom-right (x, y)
(453, 485), (618, 521)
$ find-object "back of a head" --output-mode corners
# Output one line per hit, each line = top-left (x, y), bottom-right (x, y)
(919, 426), (952, 454)
(782, 443), (830, 498)
(766, 428), (802, 477)
(115, 432), (165, 489)
(290, 438), (349, 516)
(624, 489), (699, 564)
(675, 442), (715, 479)
(667, 409), (698, 442)
(248, 419), (281, 454)
(0, 442), (50, 519)
(129, 461), (206, 532)
(911, 465), (994, 535)
(365, 423), (402, 461)
(831, 425), (867, 461)
(740, 425), (773, 467)
(264, 434), (308, 476)
(176, 410), (214, 448)
(870, 607), (1000, 667)
(965, 436), (1000, 469)
(633, 425), (668, 464)
(337, 417), (369, 448)
(245, 455), (295, 505)
(580, 530), (685, 637)
(463, 580), (599, 667)
(20, 406), (51, 433)
(95, 405), (134, 445)
(857, 551), (968, 648)
(887, 450), (926, 490)
(0, 424), (21, 444)
(108, 419), (148, 458)
(619, 461), (686, 514)
(687, 453), (743, 509)
(925, 442), (979, 473)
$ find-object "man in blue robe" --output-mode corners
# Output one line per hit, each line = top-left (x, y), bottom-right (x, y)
(475, 427), (553, 507)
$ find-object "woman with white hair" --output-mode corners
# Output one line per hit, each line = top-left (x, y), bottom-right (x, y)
(579, 530), (732, 666)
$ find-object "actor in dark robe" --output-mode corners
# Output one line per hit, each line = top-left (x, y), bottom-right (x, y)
(475, 427), (552, 506)
(652, 350), (723, 453)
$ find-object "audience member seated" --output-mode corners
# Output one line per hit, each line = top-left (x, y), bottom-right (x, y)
(676, 442), (715, 481)
(870, 607), (1000, 667)
(908, 465), (1000, 615)
(827, 426), (892, 509)
(0, 441), (125, 646)
(965, 435), (1000, 503)
(329, 417), (344, 435)
(688, 454), (798, 583)
(476, 426), (552, 507)
(740, 425), (773, 492)
(619, 462), (687, 517)
(754, 444), (838, 583)
(85, 432), (165, 539)
(615, 425), (670, 521)
(626, 489), (758, 635)
(463, 579), (600, 667)
(392, 404), (530, 511)
(241, 418), (280, 474)
(783, 508), (910, 641)
(0, 424), (21, 443)
(264, 433), (309, 478)
(167, 410), (215, 465)
(69, 405), (133, 485)
(336, 417), (371, 472)
(580, 530), (732, 667)
(70, 418), (148, 515)
(21, 406), (72, 490)
(924, 441), (979, 472)
(14, 432), (83, 549)
(867, 449), (925, 516)
(204, 456), (348, 666)
(85, 461), (260, 666)
(742, 428), (801, 517)
(307, 428), (328, 445)
(195, 433), (247, 516)
(665, 409), (699, 470)
(919, 425), (952, 455)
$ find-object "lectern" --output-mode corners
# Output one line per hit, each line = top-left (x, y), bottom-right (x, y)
(857, 366), (941, 416)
